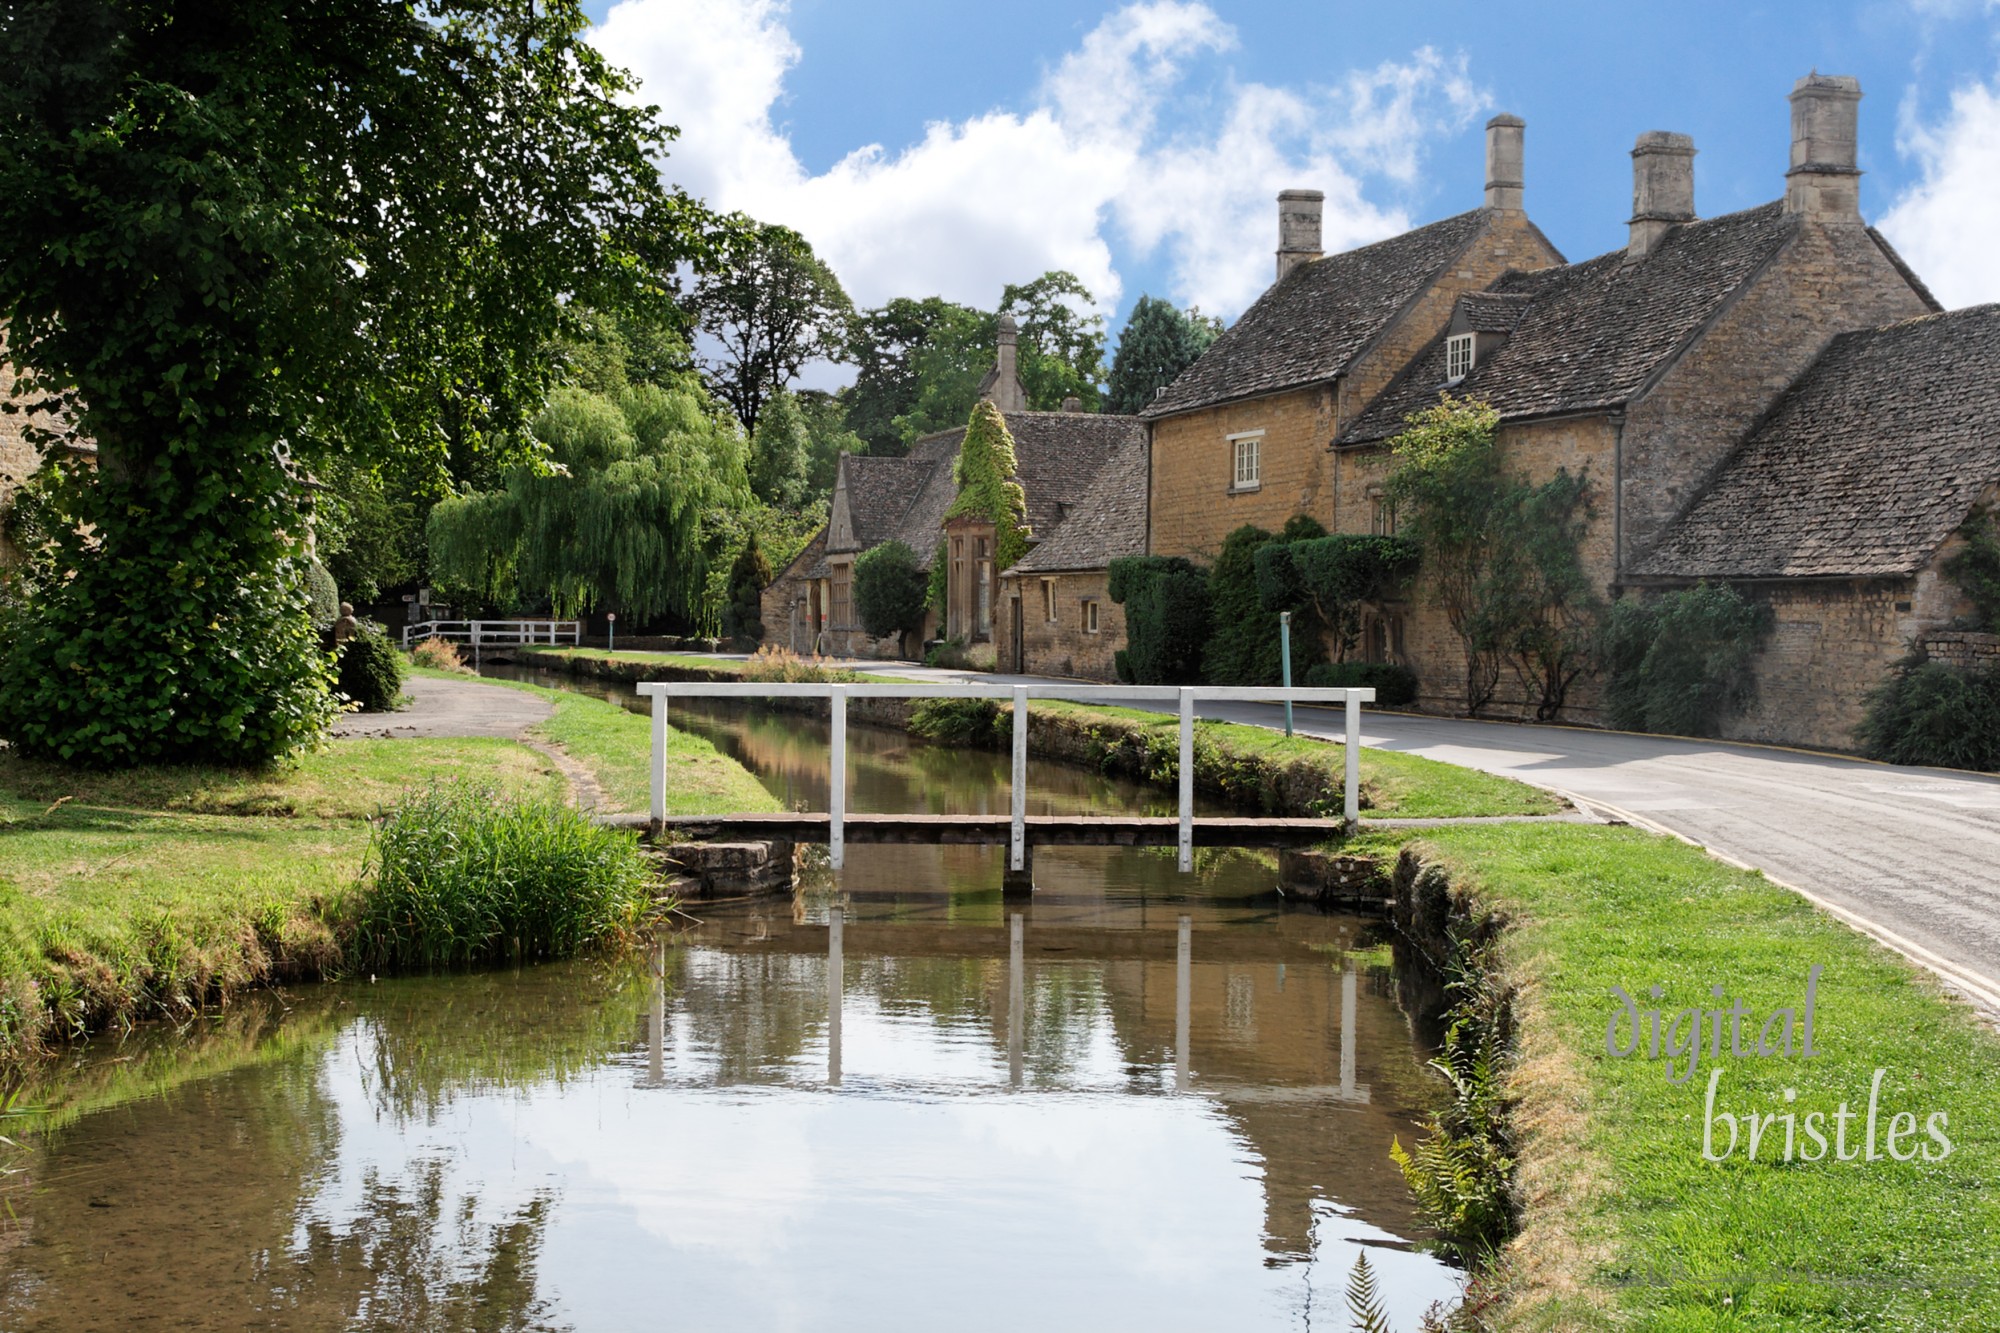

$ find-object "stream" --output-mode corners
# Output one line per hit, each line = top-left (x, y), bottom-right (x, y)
(0, 669), (1462, 1331)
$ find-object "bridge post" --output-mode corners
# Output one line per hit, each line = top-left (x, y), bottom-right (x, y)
(1008, 913), (1024, 1087)
(1178, 689), (1195, 872)
(1340, 963), (1358, 1101)
(1010, 685), (1028, 872)
(1175, 915), (1191, 1090)
(829, 685), (848, 870)
(1344, 690), (1362, 829)
(649, 690), (669, 829)
(648, 933), (666, 1086)
(827, 905), (844, 1086)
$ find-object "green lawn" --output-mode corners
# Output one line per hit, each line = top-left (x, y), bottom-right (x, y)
(1401, 823), (2000, 1331)
(1033, 700), (1563, 818)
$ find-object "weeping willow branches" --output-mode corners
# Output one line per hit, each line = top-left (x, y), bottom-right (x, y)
(428, 386), (749, 622)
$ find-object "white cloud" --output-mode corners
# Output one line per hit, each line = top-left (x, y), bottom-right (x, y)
(593, 1), (1487, 321)
(1880, 75), (2000, 307)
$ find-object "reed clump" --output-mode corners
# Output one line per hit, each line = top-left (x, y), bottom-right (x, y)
(353, 781), (651, 971)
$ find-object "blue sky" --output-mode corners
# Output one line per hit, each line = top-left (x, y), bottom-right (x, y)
(583, 0), (2000, 346)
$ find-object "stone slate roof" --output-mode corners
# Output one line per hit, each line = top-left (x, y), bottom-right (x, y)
(1634, 305), (2000, 580)
(1144, 209), (1493, 418)
(798, 413), (1145, 580)
(1341, 202), (1800, 444)
(1009, 440), (1149, 574)
(1458, 291), (1532, 332)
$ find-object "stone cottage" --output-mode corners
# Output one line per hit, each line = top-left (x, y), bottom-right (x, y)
(762, 319), (1147, 674)
(0, 334), (93, 563)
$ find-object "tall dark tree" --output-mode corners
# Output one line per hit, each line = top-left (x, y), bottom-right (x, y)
(843, 296), (988, 455)
(0, 0), (706, 765)
(748, 388), (810, 509)
(688, 221), (853, 436)
(1108, 295), (1223, 414)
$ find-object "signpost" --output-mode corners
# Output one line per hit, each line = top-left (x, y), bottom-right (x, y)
(1279, 612), (1294, 737)
(607, 611), (617, 655)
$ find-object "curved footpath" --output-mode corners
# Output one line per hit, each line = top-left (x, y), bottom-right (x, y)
(876, 662), (2000, 1013)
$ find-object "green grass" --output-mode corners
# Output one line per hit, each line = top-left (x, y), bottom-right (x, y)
(1034, 700), (1562, 818)
(513, 645), (910, 683)
(1401, 823), (2000, 1331)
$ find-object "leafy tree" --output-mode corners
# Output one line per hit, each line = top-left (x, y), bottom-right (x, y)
(749, 389), (811, 509)
(720, 534), (771, 646)
(853, 541), (930, 654)
(0, 0), (701, 765)
(688, 221), (854, 435)
(1384, 396), (1599, 718)
(696, 501), (825, 637)
(1203, 525), (1324, 685)
(844, 296), (987, 455)
(796, 390), (866, 503)
(1107, 295), (1222, 413)
(1257, 533), (1420, 662)
(319, 461), (425, 604)
(1001, 271), (1108, 411)
(428, 386), (749, 624)
(945, 401), (1031, 571)
(891, 302), (999, 447)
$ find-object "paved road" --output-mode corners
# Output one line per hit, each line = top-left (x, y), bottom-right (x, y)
(331, 674), (551, 739)
(863, 662), (2000, 1009)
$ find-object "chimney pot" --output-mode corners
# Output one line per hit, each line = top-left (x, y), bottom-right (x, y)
(985, 314), (1026, 412)
(1276, 189), (1324, 281)
(1484, 114), (1525, 212)
(1784, 73), (1863, 218)
(1060, 395), (1082, 413)
(1627, 131), (1697, 261)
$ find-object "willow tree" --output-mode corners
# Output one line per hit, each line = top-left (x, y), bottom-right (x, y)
(0, 1), (707, 765)
(428, 387), (749, 624)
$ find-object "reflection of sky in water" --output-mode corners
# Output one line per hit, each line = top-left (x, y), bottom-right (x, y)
(297, 947), (1460, 1332)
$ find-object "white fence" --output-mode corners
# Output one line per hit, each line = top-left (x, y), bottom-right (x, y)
(400, 619), (581, 649)
(635, 681), (1374, 872)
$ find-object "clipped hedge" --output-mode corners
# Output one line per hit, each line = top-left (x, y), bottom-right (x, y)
(1305, 660), (1419, 708)
(1107, 555), (1210, 684)
(336, 629), (405, 712)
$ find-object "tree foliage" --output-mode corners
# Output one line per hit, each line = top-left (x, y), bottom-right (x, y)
(0, 0), (704, 765)
(428, 386), (749, 624)
(1943, 507), (2000, 632)
(688, 221), (853, 435)
(853, 541), (930, 647)
(1857, 655), (2000, 771)
(1000, 271), (1108, 412)
(945, 402), (1031, 570)
(1204, 522), (1328, 685)
(1107, 294), (1222, 413)
(1257, 532), (1420, 663)
(1108, 556), (1212, 684)
(748, 388), (811, 509)
(720, 534), (770, 646)
(1603, 584), (1772, 737)
(1384, 396), (1599, 718)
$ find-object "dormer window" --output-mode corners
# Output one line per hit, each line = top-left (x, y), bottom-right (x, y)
(1445, 332), (1476, 383)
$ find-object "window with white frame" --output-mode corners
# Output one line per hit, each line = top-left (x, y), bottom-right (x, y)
(1082, 599), (1101, 633)
(1445, 332), (1475, 382)
(1230, 431), (1262, 490)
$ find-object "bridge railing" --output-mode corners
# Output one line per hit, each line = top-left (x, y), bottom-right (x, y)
(635, 680), (1375, 872)
(400, 618), (581, 649)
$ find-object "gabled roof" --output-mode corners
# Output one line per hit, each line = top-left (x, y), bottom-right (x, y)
(1144, 209), (1496, 418)
(827, 452), (945, 554)
(1341, 202), (1801, 444)
(1009, 440), (1149, 575)
(1633, 305), (2000, 580)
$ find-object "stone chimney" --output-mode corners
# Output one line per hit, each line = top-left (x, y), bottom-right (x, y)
(1627, 131), (1697, 261)
(1060, 395), (1082, 413)
(1276, 189), (1323, 281)
(984, 314), (1027, 412)
(1784, 73), (1862, 219)
(1484, 114), (1525, 212)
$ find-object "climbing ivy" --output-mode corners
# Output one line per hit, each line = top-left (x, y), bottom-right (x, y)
(1944, 507), (2000, 632)
(945, 401), (1031, 571)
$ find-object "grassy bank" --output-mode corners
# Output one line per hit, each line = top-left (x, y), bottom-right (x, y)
(0, 676), (779, 1061)
(1383, 823), (2000, 1330)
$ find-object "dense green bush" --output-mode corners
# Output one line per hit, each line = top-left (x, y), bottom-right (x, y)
(1304, 660), (1419, 707)
(335, 629), (406, 712)
(306, 559), (341, 631)
(720, 532), (771, 646)
(853, 540), (929, 647)
(1944, 508), (2000, 632)
(1856, 657), (2000, 771)
(1603, 584), (1771, 736)
(1259, 534), (1420, 652)
(354, 781), (651, 971)
(1108, 555), (1211, 684)
(908, 697), (1007, 748)
(1203, 521), (1329, 685)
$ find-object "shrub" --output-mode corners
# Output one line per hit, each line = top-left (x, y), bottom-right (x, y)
(909, 697), (1007, 748)
(335, 629), (406, 712)
(1204, 525), (1311, 685)
(1856, 657), (2000, 771)
(1304, 660), (1419, 707)
(306, 559), (341, 631)
(1943, 508), (2000, 632)
(1603, 584), (1771, 736)
(742, 645), (864, 684)
(923, 637), (968, 669)
(409, 636), (474, 675)
(853, 540), (929, 648)
(720, 533), (771, 647)
(353, 781), (651, 971)
(1107, 555), (1210, 684)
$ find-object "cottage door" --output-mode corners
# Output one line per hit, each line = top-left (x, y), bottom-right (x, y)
(1010, 596), (1024, 673)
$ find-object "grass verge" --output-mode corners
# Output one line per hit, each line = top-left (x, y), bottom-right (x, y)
(1387, 823), (2000, 1331)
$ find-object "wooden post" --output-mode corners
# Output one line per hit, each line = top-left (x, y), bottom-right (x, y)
(827, 905), (844, 1087)
(1010, 685), (1028, 872)
(1175, 915), (1191, 1091)
(1178, 688), (1195, 872)
(1008, 912), (1024, 1087)
(1344, 690), (1362, 829)
(649, 689), (668, 829)
(829, 685), (847, 871)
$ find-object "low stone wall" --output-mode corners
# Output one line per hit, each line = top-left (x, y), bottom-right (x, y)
(1921, 630), (2000, 673)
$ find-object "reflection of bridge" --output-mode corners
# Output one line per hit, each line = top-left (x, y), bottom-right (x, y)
(639, 681), (1374, 887)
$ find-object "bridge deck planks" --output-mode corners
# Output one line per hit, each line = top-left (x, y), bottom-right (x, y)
(654, 812), (1341, 848)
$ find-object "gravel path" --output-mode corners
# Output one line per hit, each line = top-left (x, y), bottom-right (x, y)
(331, 674), (552, 739)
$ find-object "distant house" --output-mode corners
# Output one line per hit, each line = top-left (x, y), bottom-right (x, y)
(762, 319), (1146, 676)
